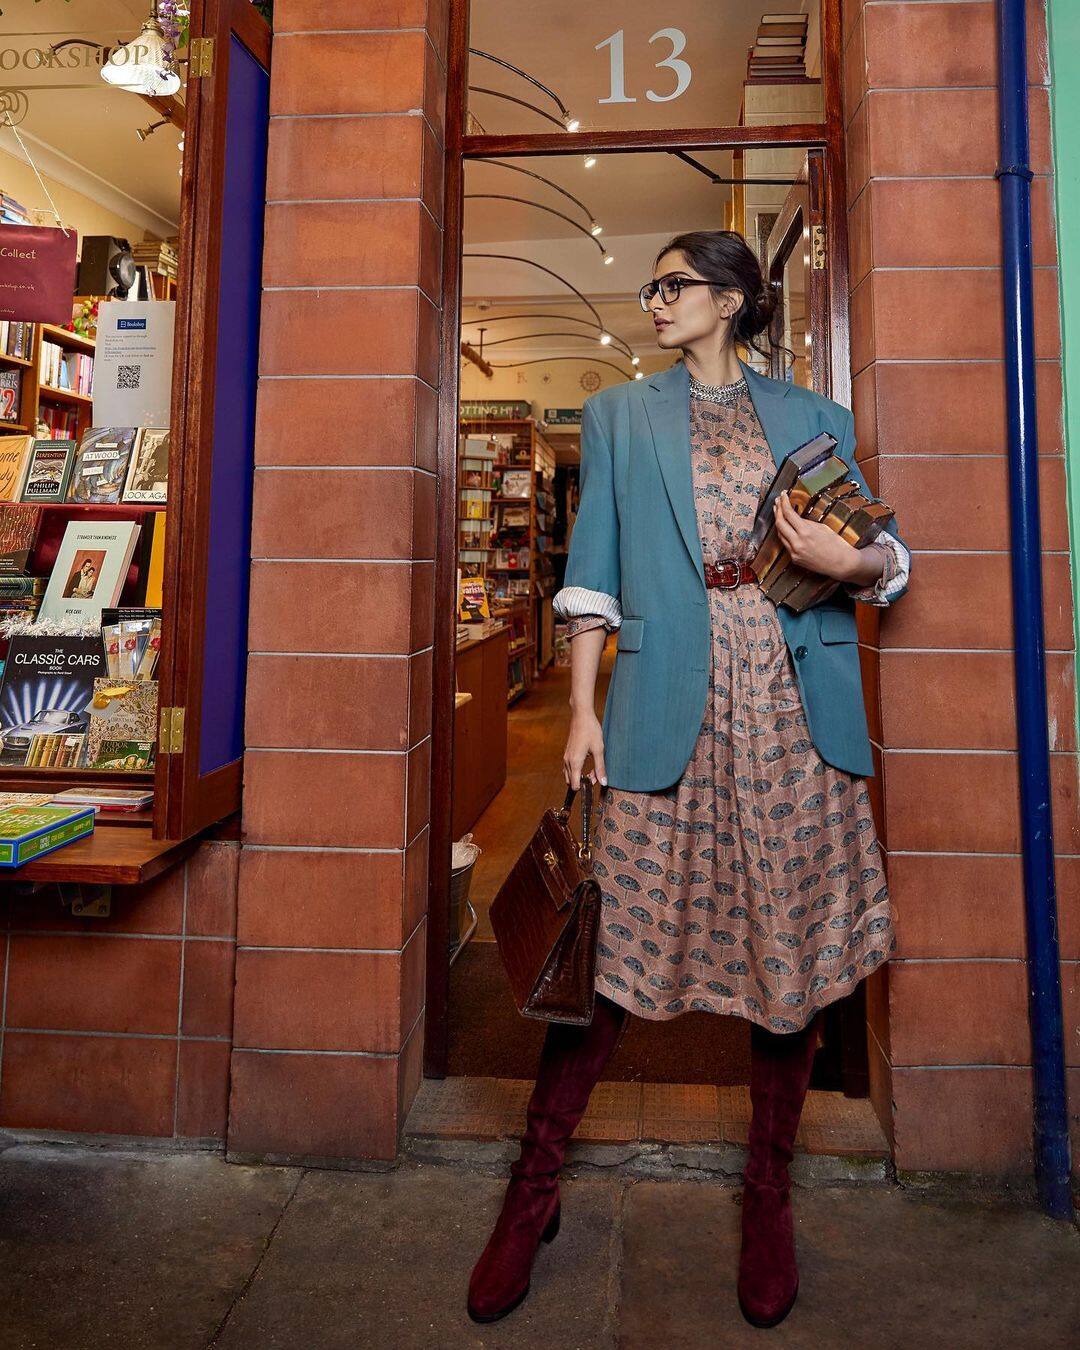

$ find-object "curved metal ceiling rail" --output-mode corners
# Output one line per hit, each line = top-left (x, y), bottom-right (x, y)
(471, 158), (596, 229)
(486, 355), (635, 381)
(468, 48), (571, 121)
(463, 253), (605, 334)
(477, 331), (636, 361)
(464, 194), (607, 257)
(468, 86), (566, 132)
(461, 313), (639, 364)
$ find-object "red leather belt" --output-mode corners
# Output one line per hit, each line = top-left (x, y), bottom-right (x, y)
(704, 559), (757, 590)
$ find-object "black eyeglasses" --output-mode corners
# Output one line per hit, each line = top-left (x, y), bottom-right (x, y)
(639, 274), (713, 311)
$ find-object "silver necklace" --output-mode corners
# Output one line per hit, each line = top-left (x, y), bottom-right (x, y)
(688, 371), (748, 407)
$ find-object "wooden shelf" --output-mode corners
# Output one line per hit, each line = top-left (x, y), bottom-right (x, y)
(42, 325), (96, 354)
(39, 384), (92, 406)
(0, 423), (29, 434)
(9, 823), (194, 885)
(0, 352), (33, 369)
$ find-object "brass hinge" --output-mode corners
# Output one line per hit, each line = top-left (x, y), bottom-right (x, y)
(188, 37), (215, 79)
(810, 223), (826, 270)
(159, 706), (186, 755)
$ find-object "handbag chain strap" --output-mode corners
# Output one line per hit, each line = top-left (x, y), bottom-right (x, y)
(557, 779), (596, 863)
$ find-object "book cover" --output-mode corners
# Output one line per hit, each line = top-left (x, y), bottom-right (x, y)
(0, 435), (34, 502)
(53, 786), (153, 810)
(20, 439), (77, 503)
(0, 501), (42, 573)
(122, 428), (169, 503)
(0, 633), (106, 766)
(86, 739), (156, 772)
(143, 511), (166, 607)
(67, 427), (138, 504)
(85, 679), (158, 767)
(37, 519), (141, 626)
(0, 803), (96, 868)
(0, 369), (21, 424)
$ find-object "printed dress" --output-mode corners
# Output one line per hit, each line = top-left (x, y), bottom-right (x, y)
(568, 376), (898, 1033)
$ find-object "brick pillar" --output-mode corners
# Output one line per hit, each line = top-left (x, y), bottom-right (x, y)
(229, 0), (447, 1163)
(843, 0), (1078, 1176)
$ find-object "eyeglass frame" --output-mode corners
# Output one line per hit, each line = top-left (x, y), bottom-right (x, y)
(638, 273), (716, 312)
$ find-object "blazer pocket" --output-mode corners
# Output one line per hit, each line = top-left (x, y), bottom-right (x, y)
(616, 617), (644, 651)
(817, 607), (858, 644)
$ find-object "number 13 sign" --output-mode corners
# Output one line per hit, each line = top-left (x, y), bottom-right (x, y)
(596, 28), (692, 104)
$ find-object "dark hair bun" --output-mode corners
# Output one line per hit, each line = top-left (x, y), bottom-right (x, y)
(655, 230), (780, 358)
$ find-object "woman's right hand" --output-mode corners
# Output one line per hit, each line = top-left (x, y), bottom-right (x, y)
(563, 710), (607, 790)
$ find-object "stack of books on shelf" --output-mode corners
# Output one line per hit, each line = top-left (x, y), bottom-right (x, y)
(746, 12), (809, 80)
(132, 239), (178, 282)
(39, 337), (94, 396)
(0, 322), (33, 361)
(0, 192), (31, 227)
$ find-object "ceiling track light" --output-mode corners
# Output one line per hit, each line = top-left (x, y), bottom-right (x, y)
(464, 194), (607, 257)
(458, 312), (636, 361)
(584, 155), (598, 170)
(485, 355), (636, 383)
(473, 159), (602, 237)
(136, 117), (169, 141)
(468, 48), (572, 123)
(464, 253), (606, 341)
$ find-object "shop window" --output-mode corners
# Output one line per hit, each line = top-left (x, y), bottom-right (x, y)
(465, 1), (824, 136)
(0, 1), (270, 882)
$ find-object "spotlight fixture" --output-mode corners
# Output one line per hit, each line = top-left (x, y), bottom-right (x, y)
(590, 223), (603, 237)
(631, 355), (640, 366)
(635, 372), (645, 380)
(136, 118), (169, 142)
(563, 114), (581, 132)
(584, 156), (598, 170)
(603, 255), (614, 265)
(100, 5), (181, 96)
(599, 333), (612, 346)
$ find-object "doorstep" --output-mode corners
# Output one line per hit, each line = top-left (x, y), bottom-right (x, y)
(404, 1076), (890, 1182)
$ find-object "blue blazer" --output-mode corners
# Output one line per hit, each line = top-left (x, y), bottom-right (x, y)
(561, 358), (910, 789)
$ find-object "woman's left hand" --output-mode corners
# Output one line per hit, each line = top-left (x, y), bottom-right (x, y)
(772, 490), (874, 584)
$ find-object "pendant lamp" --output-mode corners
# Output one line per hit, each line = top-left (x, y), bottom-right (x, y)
(101, 6), (181, 97)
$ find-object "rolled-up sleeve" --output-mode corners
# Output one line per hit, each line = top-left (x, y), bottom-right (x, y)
(552, 397), (623, 628)
(834, 408), (911, 606)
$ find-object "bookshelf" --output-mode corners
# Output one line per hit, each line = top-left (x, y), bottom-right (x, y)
(456, 414), (558, 701)
(0, 321), (96, 444)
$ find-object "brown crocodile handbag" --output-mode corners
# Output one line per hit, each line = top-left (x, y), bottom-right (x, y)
(489, 780), (603, 1025)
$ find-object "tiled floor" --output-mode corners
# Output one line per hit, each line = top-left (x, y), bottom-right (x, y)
(405, 1075), (890, 1157)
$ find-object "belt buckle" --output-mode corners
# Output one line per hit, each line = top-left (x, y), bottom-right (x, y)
(712, 560), (740, 590)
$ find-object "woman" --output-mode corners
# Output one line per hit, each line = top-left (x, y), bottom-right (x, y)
(467, 231), (910, 1329)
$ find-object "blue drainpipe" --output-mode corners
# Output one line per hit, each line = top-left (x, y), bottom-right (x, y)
(995, 0), (1074, 1218)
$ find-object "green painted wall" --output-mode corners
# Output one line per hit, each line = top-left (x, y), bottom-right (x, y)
(1048, 0), (1080, 747)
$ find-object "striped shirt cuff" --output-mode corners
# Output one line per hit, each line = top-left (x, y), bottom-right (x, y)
(552, 585), (623, 630)
(845, 532), (910, 606)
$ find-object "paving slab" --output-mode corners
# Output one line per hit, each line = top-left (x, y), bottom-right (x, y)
(618, 1180), (1080, 1350)
(0, 1140), (298, 1350)
(213, 1163), (620, 1350)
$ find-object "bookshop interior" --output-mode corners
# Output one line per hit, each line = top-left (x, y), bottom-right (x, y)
(446, 2), (835, 1084)
(0, 2), (266, 881)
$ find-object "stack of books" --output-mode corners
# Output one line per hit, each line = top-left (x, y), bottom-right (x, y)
(39, 339), (94, 396)
(0, 321), (34, 360)
(0, 192), (31, 226)
(132, 239), (178, 282)
(750, 433), (895, 612)
(747, 12), (809, 81)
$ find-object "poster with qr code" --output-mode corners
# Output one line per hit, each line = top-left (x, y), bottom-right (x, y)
(93, 300), (174, 428)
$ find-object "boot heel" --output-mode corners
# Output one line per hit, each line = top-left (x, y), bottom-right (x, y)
(541, 1204), (561, 1243)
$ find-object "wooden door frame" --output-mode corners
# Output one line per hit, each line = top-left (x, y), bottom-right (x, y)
(424, 0), (853, 1078)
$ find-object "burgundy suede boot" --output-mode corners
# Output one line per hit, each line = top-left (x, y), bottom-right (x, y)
(737, 1014), (821, 1328)
(466, 994), (630, 1323)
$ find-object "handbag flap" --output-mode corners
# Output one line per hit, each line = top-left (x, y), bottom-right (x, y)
(529, 808), (588, 912)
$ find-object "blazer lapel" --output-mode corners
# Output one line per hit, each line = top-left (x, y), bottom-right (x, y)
(642, 362), (702, 582)
(641, 359), (797, 580)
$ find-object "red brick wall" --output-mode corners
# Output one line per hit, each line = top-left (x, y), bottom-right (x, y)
(843, 0), (1079, 1176)
(0, 840), (239, 1140)
(230, 0), (446, 1163)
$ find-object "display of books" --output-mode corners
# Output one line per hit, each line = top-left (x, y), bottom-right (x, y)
(101, 607), (161, 681)
(499, 469), (531, 498)
(0, 634), (106, 767)
(53, 786), (154, 811)
(36, 519), (141, 626)
(67, 427), (138, 504)
(0, 502), (42, 573)
(20, 438), (77, 503)
(122, 428), (169, 503)
(86, 739), (156, 772)
(0, 369), (21, 424)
